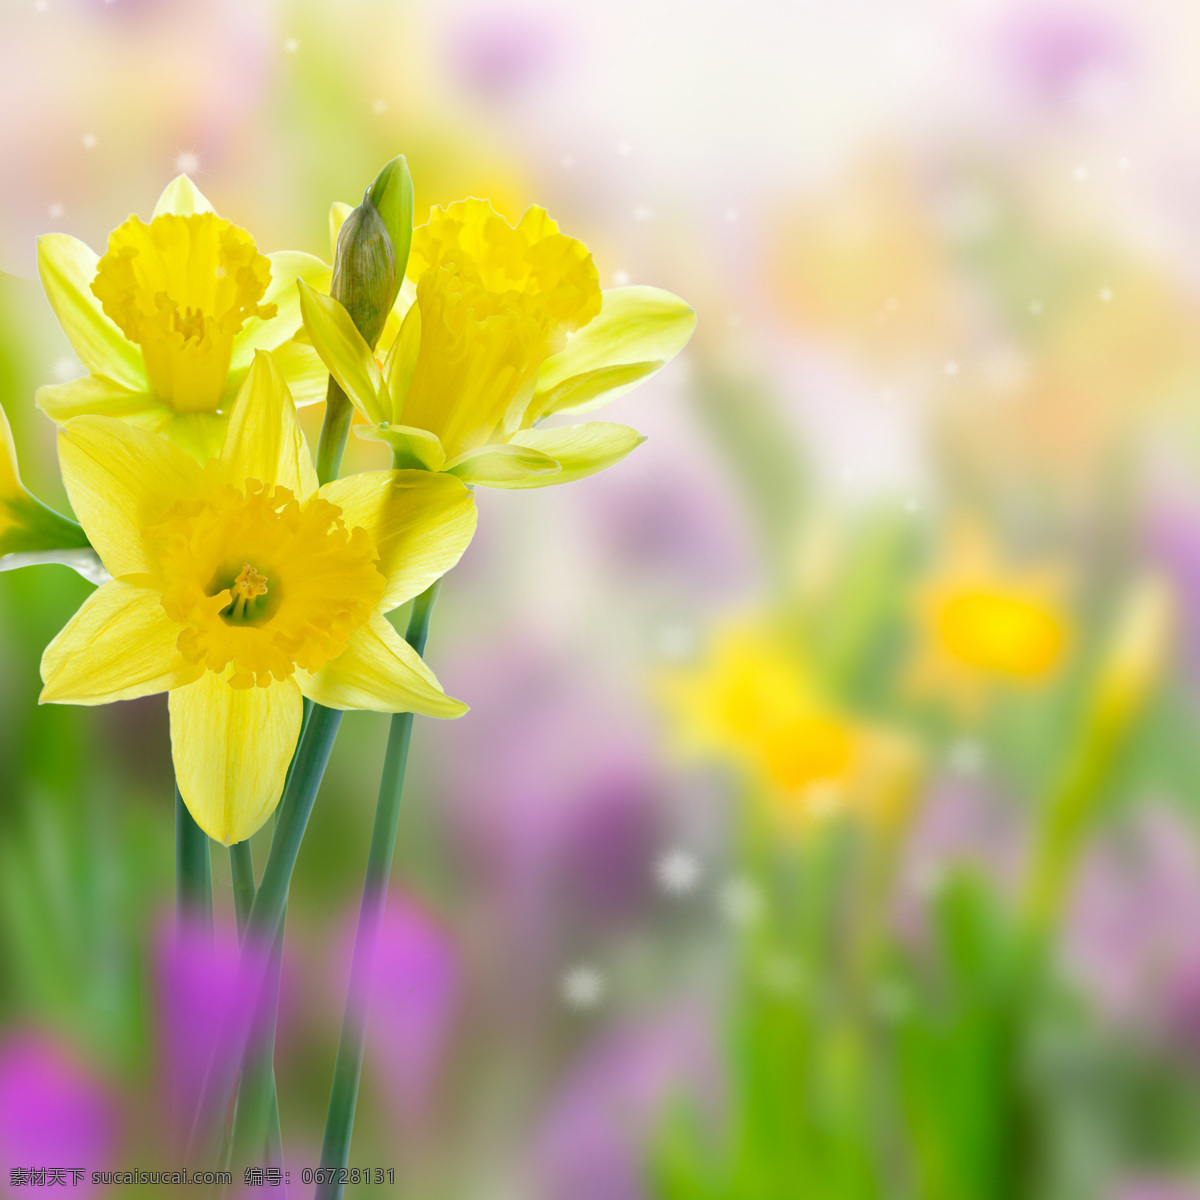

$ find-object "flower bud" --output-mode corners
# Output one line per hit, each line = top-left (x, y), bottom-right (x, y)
(329, 156), (414, 351)
(330, 193), (397, 350)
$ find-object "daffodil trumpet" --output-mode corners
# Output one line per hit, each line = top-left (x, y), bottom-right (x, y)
(36, 174), (330, 464)
(299, 198), (696, 489)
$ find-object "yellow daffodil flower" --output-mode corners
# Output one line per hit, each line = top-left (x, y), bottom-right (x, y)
(908, 522), (1070, 712)
(39, 351), (477, 845)
(658, 619), (919, 832)
(0, 400), (90, 557)
(298, 198), (696, 487)
(36, 175), (330, 464)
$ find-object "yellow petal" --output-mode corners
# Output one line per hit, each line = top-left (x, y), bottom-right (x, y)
(152, 174), (217, 217)
(318, 469), (476, 611)
(0, 400), (25, 500)
(57, 415), (203, 577)
(383, 300), (421, 414)
(169, 672), (303, 845)
(356, 423), (446, 471)
(219, 351), (319, 499)
(36, 234), (146, 391)
(296, 609), (467, 717)
(1, 402), (91, 556)
(231, 251), (332, 366)
(40, 579), (198, 704)
(445, 443), (561, 484)
(487, 422), (646, 489)
(37, 375), (172, 426)
(269, 340), (330, 408)
(329, 201), (353, 260)
(527, 286), (696, 424)
(297, 279), (387, 423)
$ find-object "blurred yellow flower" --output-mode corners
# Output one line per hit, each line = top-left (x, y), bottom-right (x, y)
(39, 352), (476, 844)
(909, 523), (1070, 710)
(299, 198), (696, 488)
(36, 175), (330, 463)
(658, 620), (919, 831)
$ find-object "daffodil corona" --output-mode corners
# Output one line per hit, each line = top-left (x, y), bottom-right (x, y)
(299, 198), (696, 486)
(40, 352), (476, 844)
(36, 176), (329, 462)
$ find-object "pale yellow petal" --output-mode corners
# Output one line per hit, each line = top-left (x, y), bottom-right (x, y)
(270, 340), (330, 408)
(485, 422), (645, 489)
(37, 234), (146, 391)
(318, 469), (476, 611)
(444, 443), (561, 484)
(169, 672), (303, 845)
(40, 579), (198, 704)
(152, 174), (217, 218)
(329, 201), (353, 260)
(57, 415), (204, 577)
(37, 376), (171, 427)
(219, 351), (319, 499)
(527, 286), (696, 423)
(297, 280), (387, 423)
(230, 251), (332, 365)
(153, 410), (228, 463)
(296, 610), (466, 717)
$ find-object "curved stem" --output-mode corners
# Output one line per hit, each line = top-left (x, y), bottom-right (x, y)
(316, 379), (353, 487)
(175, 786), (212, 932)
(230, 841), (255, 940)
(316, 582), (440, 1197)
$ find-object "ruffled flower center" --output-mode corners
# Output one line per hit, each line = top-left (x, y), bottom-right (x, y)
(145, 481), (385, 689)
(400, 200), (601, 457)
(92, 213), (276, 414)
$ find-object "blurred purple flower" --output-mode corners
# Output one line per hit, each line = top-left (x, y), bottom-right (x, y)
(893, 773), (1025, 944)
(581, 459), (752, 594)
(535, 1007), (718, 1200)
(0, 1032), (117, 1170)
(338, 897), (459, 1126)
(996, 3), (1133, 111)
(1064, 804), (1200, 1036)
(448, 7), (562, 99)
(155, 918), (272, 1151)
(437, 640), (659, 931)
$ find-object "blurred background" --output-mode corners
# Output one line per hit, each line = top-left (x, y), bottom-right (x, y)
(6, 0), (1200, 1196)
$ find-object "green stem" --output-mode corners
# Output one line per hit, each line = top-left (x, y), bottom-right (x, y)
(187, 704), (343, 1161)
(316, 379), (353, 487)
(230, 841), (255, 940)
(316, 581), (440, 1196)
(175, 786), (212, 931)
(231, 917), (287, 1171)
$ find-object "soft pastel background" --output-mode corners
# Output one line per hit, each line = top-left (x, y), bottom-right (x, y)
(5, 0), (1200, 1197)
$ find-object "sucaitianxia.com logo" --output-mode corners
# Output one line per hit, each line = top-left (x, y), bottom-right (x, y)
(7, 1168), (236, 1187)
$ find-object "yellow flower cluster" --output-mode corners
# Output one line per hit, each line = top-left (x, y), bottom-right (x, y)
(2, 172), (694, 844)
